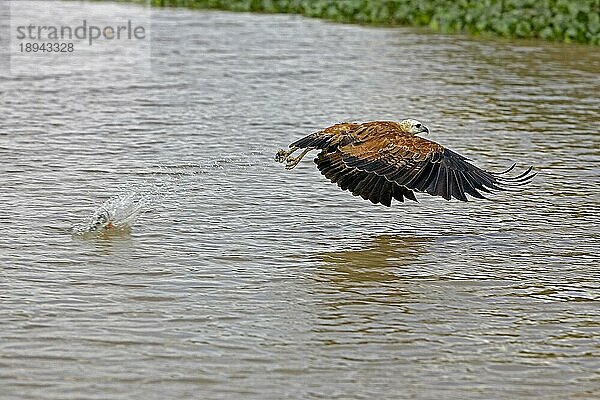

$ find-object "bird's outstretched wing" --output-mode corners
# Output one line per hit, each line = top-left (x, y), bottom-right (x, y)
(291, 122), (361, 151)
(292, 122), (535, 203)
(337, 133), (535, 202)
(315, 151), (417, 206)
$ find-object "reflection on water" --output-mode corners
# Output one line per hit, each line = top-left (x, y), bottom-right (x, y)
(318, 235), (430, 284)
(1, 2), (599, 400)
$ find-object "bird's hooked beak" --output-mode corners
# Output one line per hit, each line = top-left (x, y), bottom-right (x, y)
(420, 125), (430, 134)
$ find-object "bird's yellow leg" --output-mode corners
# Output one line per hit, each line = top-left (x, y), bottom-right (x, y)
(275, 146), (299, 163)
(285, 147), (313, 170)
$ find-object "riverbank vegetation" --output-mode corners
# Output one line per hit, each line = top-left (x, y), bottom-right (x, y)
(127, 0), (600, 45)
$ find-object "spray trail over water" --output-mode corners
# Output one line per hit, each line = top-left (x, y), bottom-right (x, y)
(72, 150), (269, 236)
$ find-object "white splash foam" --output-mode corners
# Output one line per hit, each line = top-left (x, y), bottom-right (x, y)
(72, 191), (150, 235)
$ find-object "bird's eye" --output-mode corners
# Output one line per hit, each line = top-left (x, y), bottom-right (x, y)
(416, 123), (422, 128)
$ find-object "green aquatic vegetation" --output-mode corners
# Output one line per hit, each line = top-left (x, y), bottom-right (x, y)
(109, 0), (600, 44)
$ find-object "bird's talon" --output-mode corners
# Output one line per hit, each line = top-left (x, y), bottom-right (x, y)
(275, 149), (289, 163)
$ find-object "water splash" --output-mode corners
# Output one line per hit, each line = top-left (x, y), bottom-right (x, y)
(72, 150), (269, 237)
(72, 191), (150, 236)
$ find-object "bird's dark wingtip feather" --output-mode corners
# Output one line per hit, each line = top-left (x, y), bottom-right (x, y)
(492, 166), (536, 193)
(495, 166), (536, 186)
(496, 165), (534, 181)
(497, 163), (517, 175)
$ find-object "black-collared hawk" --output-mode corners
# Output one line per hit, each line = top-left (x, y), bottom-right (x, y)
(275, 119), (535, 206)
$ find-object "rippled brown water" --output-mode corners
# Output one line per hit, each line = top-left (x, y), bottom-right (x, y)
(1, 2), (599, 399)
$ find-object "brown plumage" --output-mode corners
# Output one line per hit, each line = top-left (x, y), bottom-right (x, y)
(275, 119), (536, 206)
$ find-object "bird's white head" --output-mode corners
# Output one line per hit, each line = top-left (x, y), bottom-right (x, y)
(399, 119), (429, 135)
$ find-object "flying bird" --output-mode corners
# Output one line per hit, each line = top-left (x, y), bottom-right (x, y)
(275, 119), (535, 206)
